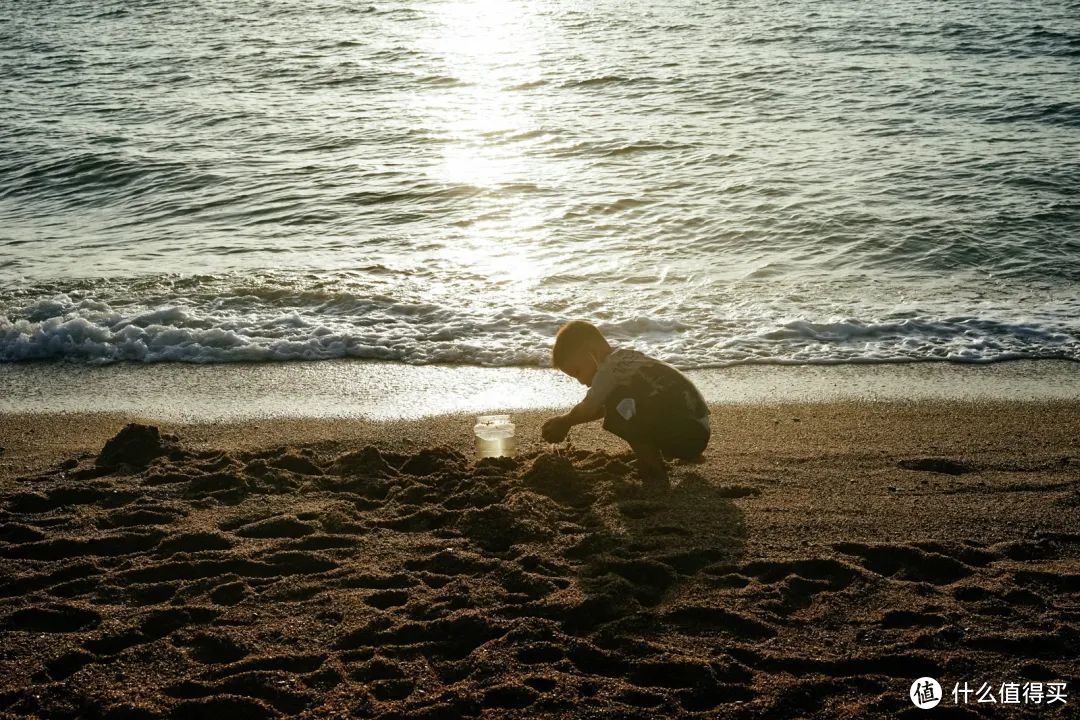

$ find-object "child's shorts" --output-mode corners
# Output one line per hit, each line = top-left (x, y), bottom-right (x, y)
(600, 367), (710, 460)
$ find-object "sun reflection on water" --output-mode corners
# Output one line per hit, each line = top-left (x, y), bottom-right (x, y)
(425, 0), (541, 186)
(419, 0), (553, 289)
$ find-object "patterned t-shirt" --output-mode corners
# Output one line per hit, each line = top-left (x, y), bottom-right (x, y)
(580, 348), (710, 426)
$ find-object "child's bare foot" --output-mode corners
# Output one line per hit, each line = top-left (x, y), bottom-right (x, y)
(640, 472), (670, 495)
(631, 443), (669, 493)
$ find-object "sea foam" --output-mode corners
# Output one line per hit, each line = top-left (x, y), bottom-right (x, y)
(2, 288), (1076, 367)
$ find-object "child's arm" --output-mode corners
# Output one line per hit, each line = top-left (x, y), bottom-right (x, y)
(541, 400), (604, 442)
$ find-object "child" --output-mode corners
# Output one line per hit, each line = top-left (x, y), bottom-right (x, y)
(541, 320), (710, 489)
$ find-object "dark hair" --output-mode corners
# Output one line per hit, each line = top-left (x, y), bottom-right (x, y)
(552, 320), (609, 368)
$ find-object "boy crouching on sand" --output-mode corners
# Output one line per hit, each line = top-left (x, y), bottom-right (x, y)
(541, 320), (710, 489)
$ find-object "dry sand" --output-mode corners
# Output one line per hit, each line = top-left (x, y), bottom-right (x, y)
(0, 401), (1077, 719)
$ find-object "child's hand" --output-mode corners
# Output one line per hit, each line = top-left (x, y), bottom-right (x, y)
(541, 416), (569, 443)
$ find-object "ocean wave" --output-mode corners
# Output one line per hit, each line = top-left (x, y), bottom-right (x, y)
(0, 151), (221, 206)
(561, 75), (647, 89)
(505, 79), (549, 91)
(2, 289), (1076, 368)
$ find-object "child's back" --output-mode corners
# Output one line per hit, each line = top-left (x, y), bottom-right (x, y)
(541, 321), (710, 488)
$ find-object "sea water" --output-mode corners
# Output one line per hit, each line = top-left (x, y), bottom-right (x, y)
(1, 1), (1077, 368)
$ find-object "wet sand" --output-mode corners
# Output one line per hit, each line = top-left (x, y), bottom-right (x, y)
(3, 358), (1078, 421)
(0, 401), (1077, 718)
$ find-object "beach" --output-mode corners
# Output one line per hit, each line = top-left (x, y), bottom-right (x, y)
(1, 391), (1076, 718)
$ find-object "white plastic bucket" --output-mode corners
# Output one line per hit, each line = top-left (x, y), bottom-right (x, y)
(474, 414), (516, 459)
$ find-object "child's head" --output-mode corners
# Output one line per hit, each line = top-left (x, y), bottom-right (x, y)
(552, 320), (611, 386)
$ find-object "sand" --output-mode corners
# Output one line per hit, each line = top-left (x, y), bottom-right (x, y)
(0, 401), (1077, 719)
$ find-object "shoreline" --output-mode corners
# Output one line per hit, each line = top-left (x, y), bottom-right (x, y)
(1, 358), (1077, 422)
